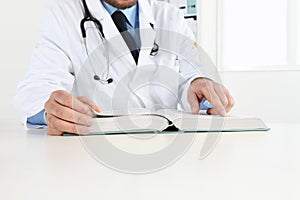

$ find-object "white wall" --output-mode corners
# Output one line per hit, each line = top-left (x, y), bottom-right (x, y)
(220, 71), (300, 124)
(0, 0), (299, 124)
(0, 0), (51, 120)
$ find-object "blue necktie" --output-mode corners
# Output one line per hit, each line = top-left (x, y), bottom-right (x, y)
(111, 11), (139, 64)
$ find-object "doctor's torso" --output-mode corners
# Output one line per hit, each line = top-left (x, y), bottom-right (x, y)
(16, 0), (200, 120)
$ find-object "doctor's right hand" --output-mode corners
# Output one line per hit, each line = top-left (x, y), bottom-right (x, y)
(44, 90), (101, 136)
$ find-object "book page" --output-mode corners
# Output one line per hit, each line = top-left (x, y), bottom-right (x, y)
(155, 109), (211, 121)
(94, 108), (152, 116)
(155, 109), (268, 131)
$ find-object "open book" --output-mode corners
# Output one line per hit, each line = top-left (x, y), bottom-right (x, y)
(87, 109), (269, 134)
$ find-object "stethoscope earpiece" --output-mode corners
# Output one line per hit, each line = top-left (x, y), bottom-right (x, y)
(94, 75), (114, 84)
(107, 78), (113, 84)
(93, 75), (100, 81)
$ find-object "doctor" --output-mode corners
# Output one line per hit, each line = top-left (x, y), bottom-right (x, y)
(15, 0), (234, 136)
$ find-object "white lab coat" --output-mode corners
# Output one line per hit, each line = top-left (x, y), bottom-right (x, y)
(15, 0), (217, 126)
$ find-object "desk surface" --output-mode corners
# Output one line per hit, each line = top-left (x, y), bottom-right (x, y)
(0, 119), (299, 200)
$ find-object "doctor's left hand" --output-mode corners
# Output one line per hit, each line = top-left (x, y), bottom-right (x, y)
(44, 90), (101, 136)
(187, 78), (234, 116)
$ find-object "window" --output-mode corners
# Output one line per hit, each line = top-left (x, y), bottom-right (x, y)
(199, 0), (300, 70)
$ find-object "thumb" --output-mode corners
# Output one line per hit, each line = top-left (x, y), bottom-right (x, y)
(188, 89), (200, 114)
(77, 96), (101, 113)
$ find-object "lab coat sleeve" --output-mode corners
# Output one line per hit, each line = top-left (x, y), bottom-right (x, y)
(14, 5), (74, 127)
(176, 12), (220, 112)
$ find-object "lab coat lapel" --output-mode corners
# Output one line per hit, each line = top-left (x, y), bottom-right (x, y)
(137, 0), (156, 67)
(125, 0), (158, 108)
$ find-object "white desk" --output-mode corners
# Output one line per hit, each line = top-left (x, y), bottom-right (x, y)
(0, 119), (299, 200)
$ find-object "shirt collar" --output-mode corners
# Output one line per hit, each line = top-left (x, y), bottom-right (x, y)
(101, 0), (139, 28)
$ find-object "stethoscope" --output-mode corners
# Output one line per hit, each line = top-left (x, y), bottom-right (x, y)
(80, 0), (159, 84)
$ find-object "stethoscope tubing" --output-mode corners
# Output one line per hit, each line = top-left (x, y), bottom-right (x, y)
(80, 0), (159, 85)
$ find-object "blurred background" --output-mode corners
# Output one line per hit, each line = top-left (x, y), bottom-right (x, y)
(0, 0), (299, 124)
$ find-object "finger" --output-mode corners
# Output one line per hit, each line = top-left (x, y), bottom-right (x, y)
(77, 96), (101, 113)
(51, 91), (94, 116)
(206, 107), (223, 116)
(187, 88), (201, 114)
(46, 100), (94, 126)
(46, 113), (90, 135)
(213, 84), (228, 107)
(198, 86), (226, 116)
(47, 127), (63, 136)
(207, 108), (212, 115)
(225, 88), (235, 113)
